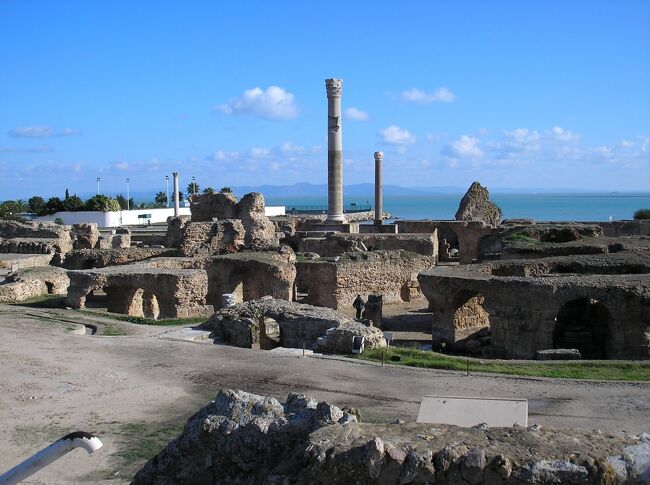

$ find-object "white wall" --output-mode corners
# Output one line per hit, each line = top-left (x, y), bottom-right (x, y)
(32, 206), (285, 227)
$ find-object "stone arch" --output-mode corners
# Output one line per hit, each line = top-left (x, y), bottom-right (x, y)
(451, 290), (490, 341)
(553, 298), (611, 359)
(143, 291), (160, 319)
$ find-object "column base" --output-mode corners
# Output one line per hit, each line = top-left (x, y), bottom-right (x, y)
(326, 214), (346, 223)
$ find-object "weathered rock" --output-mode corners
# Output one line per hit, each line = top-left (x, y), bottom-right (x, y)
(185, 191), (278, 250)
(165, 215), (191, 249)
(315, 320), (387, 354)
(61, 248), (175, 270)
(536, 349), (582, 360)
(206, 298), (385, 352)
(190, 191), (239, 221)
(455, 181), (502, 227)
(0, 266), (69, 303)
(177, 219), (246, 257)
(238, 192), (279, 249)
(135, 389), (650, 484)
(0, 220), (73, 254)
(71, 223), (100, 249)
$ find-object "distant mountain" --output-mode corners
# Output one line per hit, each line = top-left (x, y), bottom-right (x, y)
(230, 183), (467, 197)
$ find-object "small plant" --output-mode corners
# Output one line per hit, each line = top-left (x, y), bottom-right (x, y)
(633, 208), (650, 220)
(502, 232), (539, 244)
(54, 217), (65, 225)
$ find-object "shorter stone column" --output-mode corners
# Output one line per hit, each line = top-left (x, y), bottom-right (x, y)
(374, 151), (383, 225)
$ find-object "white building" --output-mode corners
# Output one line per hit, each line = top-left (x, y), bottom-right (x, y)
(32, 206), (285, 228)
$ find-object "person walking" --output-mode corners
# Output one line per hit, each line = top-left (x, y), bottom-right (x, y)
(352, 294), (365, 319)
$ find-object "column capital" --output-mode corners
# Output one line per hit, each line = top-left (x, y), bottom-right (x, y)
(325, 78), (342, 97)
(374, 151), (384, 161)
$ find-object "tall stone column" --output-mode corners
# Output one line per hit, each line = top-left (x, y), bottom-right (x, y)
(326, 78), (345, 223)
(374, 151), (383, 225)
(172, 172), (180, 216)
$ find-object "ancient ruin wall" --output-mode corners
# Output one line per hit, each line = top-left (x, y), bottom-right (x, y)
(297, 251), (435, 310)
(419, 256), (650, 359)
(66, 267), (213, 319)
(297, 232), (438, 258)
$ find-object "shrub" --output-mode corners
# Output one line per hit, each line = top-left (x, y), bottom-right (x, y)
(633, 208), (650, 220)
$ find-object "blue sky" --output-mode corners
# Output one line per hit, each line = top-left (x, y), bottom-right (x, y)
(1, 0), (649, 199)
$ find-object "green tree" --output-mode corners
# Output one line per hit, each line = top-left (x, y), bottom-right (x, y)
(154, 191), (167, 208)
(187, 182), (199, 196)
(44, 197), (65, 215)
(203, 187), (215, 194)
(64, 195), (84, 211)
(28, 196), (46, 215)
(115, 194), (134, 210)
(84, 195), (121, 212)
(634, 209), (650, 220)
(0, 200), (24, 218)
(220, 186), (233, 193)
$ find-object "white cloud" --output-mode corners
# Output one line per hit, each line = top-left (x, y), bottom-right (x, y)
(379, 125), (416, 145)
(206, 149), (240, 161)
(400, 87), (456, 103)
(280, 142), (304, 154)
(270, 162), (280, 171)
(0, 144), (54, 153)
(249, 147), (270, 158)
(442, 135), (483, 159)
(112, 161), (129, 171)
(345, 107), (369, 121)
(548, 126), (580, 142)
(9, 126), (81, 138)
(214, 86), (298, 120)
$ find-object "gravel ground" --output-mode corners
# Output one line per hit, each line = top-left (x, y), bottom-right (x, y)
(0, 303), (648, 484)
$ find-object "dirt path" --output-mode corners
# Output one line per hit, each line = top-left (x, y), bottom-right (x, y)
(0, 304), (648, 484)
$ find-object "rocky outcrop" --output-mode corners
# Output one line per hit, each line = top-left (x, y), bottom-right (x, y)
(188, 191), (279, 249)
(165, 215), (191, 249)
(455, 181), (501, 227)
(315, 320), (387, 354)
(206, 297), (386, 352)
(133, 389), (650, 484)
(177, 220), (246, 257)
(238, 193), (278, 249)
(0, 266), (69, 303)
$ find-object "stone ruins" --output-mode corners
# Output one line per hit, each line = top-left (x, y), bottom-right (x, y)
(132, 389), (650, 484)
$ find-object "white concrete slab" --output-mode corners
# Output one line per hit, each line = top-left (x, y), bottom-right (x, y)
(416, 395), (528, 427)
(160, 328), (213, 343)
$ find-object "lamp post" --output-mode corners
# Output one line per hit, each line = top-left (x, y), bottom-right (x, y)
(192, 176), (196, 196)
(126, 178), (130, 210)
(96, 177), (101, 195)
(165, 175), (170, 208)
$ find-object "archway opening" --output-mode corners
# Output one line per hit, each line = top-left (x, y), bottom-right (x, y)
(438, 227), (460, 261)
(553, 298), (611, 359)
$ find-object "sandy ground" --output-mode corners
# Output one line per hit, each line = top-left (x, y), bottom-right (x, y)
(0, 303), (649, 484)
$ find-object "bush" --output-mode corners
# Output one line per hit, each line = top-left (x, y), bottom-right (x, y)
(54, 217), (65, 225)
(633, 209), (650, 220)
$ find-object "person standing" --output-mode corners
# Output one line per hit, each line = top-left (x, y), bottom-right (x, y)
(352, 294), (365, 319)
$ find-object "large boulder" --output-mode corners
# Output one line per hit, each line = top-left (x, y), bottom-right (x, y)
(315, 320), (387, 354)
(190, 191), (239, 222)
(238, 192), (278, 249)
(455, 182), (501, 227)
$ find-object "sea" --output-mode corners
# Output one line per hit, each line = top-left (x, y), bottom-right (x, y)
(264, 193), (650, 222)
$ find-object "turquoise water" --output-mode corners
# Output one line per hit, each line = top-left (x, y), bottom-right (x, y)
(266, 193), (650, 222)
